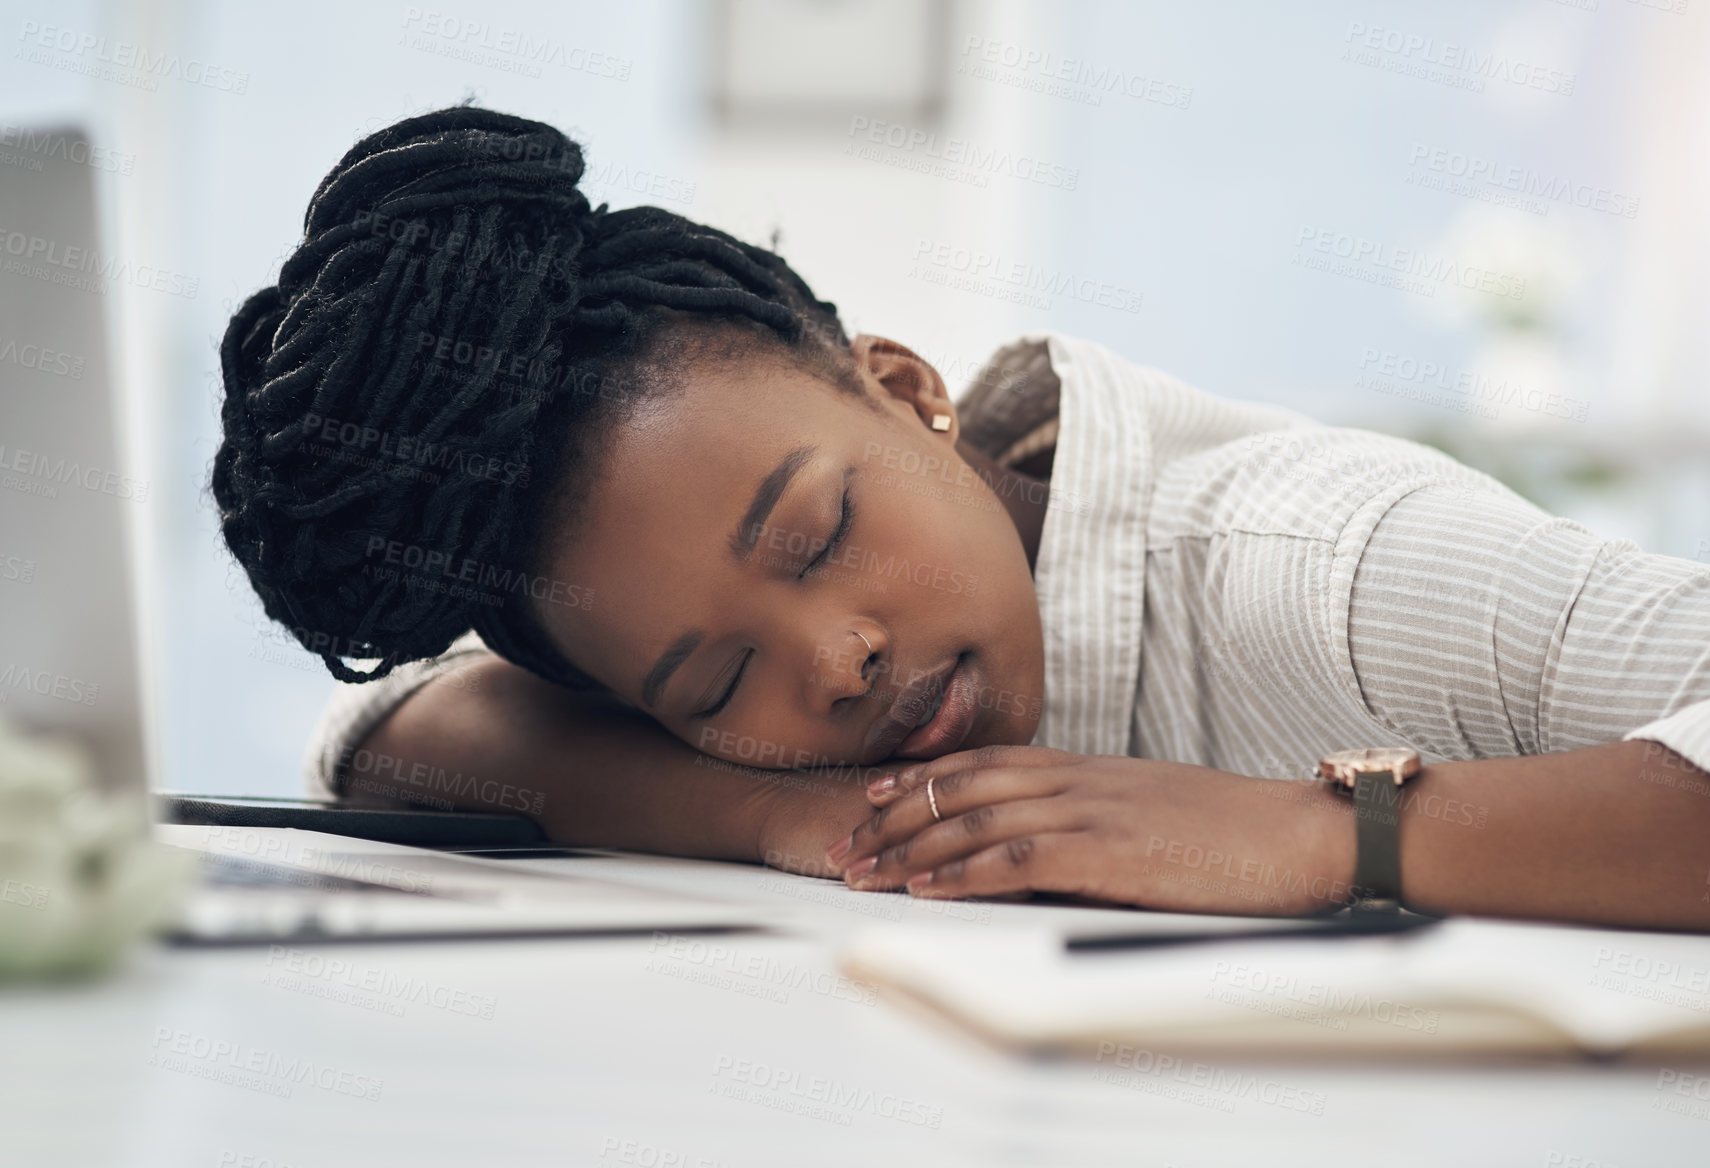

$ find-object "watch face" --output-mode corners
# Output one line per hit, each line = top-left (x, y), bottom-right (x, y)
(1319, 747), (1421, 788)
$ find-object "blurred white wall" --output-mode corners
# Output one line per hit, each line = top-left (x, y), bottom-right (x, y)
(1, 0), (1704, 796)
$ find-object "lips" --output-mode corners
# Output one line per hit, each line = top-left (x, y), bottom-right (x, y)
(863, 652), (980, 763)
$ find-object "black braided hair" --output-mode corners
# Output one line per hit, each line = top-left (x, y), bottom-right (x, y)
(213, 105), (853, 686)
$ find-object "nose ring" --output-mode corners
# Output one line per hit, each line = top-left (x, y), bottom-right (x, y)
(852, 629), (874, 655)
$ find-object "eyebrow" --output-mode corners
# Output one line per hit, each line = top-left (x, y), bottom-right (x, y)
(641, 631), (702, 709)
(728, 445), (816, 561)
(645, 446), (816, 711)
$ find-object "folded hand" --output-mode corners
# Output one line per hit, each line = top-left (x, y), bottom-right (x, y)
(822, 745), (1355, 916)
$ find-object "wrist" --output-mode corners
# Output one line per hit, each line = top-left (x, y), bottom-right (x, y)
(753, 766), (878, 878)
(1293, 778), (1360, 914)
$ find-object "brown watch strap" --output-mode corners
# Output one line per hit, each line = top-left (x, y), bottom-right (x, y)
(1350, 771), (1403, 914)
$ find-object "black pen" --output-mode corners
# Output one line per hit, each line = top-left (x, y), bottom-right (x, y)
(1065, 912), (1443, 954)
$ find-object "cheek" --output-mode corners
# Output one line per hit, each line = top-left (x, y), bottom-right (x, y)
(869, 471), (991, 565)
(900, 489), (1010, 601)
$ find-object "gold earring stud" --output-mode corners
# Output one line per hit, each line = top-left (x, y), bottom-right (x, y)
(931, 413), (952, 432)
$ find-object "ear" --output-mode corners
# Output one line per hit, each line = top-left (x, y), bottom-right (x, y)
(850, 334), (959, 443)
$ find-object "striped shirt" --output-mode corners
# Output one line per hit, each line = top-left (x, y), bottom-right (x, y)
(305, 332), (1710, 797)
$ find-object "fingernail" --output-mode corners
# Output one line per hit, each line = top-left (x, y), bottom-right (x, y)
(846, 856), (877, 881)
(868, 775), (896, 798)
(825, 835), (853, 865)
(906, 871), (933, 892)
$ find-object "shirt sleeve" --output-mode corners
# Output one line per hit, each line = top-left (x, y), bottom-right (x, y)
(1344, 483), (1710, 773)
(300, 629), (494, 799)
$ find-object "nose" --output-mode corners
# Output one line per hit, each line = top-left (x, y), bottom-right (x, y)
(805, 623), (887, 714)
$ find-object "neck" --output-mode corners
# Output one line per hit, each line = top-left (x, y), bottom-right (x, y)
(957, 440), (1049, 571)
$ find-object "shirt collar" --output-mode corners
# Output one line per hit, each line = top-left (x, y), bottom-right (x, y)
(962, 334), (1152, 755)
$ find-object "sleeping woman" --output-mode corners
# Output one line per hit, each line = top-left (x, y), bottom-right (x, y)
(214, 106), (1710, 930)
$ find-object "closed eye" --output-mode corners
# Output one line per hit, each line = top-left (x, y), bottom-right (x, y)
(691, 649), (753, 720)
(798, 482), (855, 579)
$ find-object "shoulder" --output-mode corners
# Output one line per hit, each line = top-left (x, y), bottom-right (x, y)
(300, 629), (494, 797)
(1148, 425), (1505, 548)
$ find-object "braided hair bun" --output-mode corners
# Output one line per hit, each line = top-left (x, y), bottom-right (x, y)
(213, 105), (848, 684)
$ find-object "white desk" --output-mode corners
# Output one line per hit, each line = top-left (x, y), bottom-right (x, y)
(0, 843), (1698, 1168)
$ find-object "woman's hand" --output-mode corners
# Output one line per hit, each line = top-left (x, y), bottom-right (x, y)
(821, 745), (1358, 916)
(752, 763), (888, 879)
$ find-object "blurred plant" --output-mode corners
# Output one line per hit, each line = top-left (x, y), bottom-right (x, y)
(1409, 422), (1630, 514)
(0, 717), (188, 980)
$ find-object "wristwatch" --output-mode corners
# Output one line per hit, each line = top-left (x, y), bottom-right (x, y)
(1318, 747), (1422, 916)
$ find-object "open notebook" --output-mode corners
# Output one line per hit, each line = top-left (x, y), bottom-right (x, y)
(840, 916), (1710, 1059)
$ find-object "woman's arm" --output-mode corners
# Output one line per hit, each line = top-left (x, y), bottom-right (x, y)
(826, 473), (1710, 930)
(348, 654), (877, 876)
(1387, 738), (1710, 926)
(827, 739), (1710, 930)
